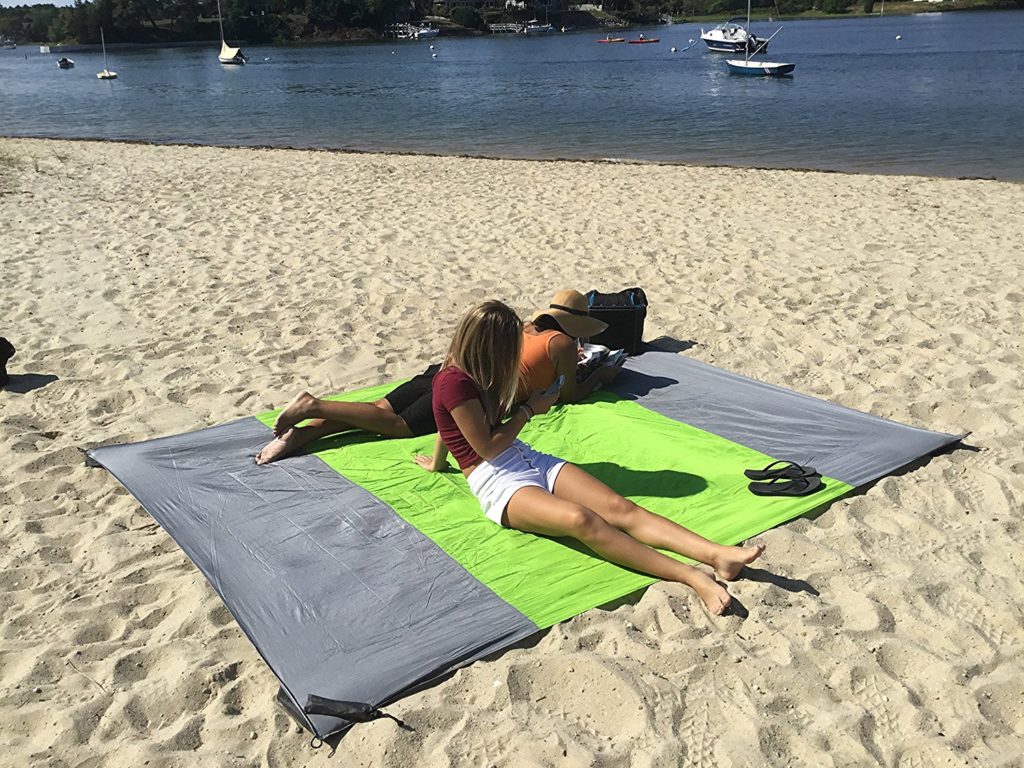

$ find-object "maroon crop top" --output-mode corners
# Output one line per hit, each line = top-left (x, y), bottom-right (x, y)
(432, 366), (488, 470)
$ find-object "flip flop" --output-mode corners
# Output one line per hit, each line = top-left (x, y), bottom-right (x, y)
(744, 460), (819, 481)
(0, 337), (14, 387)
(748, 474), (823, 497)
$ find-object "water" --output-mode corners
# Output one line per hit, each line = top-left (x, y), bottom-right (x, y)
(2, 11), (1023, 179)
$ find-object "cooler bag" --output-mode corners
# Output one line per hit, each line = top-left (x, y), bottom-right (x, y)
(585, 288), (648, 354)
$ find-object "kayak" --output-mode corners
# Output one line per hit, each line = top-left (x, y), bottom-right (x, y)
(628, 38), (659, 44)
(597, 38), (625, 43)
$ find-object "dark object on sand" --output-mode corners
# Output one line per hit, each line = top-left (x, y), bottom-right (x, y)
(748, 473), (824, 497)
(744, 460), (820, 482)
(0, 337), (15, 386)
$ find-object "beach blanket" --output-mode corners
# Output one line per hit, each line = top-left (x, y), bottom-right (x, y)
(86, 351), (962, 739)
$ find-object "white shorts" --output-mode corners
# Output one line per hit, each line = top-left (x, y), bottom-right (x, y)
(467, 440), (566, 526)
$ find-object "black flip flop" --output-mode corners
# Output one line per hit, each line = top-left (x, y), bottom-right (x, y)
(0, 337), (14, 387)
(744, 460), (819, 481)
(748, 474), (823, 497)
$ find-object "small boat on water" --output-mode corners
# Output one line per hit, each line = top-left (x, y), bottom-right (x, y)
(216, 0), (246, 64)
(726, 59), (794, 76)
(724, 0), (793, 77)
(414, 24), (440, 39)
(56, 57), (74, 69)
(597, 35), (625, 43)
(628, 37), (659, 44)
(96, 28), (117, 79)
(700, 17), (766, 53)
(523, 20), (556, 35)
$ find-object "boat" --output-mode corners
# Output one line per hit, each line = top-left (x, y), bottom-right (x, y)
(726, 59), (794, 76)
(523, 21), (556, 35)
(700, 16), (766, 54)
(597, 36), (625, 43)
(216, 0), (246, 64)
(413, 24), (440, 39)
(96, 28), (117, 79)
(627, 36), (659, 44)
(56, 57), (74, 69)
(724, 0), (793, 76)
(1, 36), (16, 49)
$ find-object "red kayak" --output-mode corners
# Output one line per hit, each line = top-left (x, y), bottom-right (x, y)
(628, 38), (659, 44)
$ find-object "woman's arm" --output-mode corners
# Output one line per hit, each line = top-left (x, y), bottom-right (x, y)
(414, 434), (450, 472)
(451, 389), (558, 461)
(549, 335), (621, 404)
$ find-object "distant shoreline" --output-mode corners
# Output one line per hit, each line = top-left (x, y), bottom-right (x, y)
(17, 5), (1023, 51)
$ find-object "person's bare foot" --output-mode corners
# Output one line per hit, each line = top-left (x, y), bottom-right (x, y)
(273, 391), (317, 437)
(690, 571), (732, 616)
(713, 542), (766, 582)
(256, 429), (304, 465)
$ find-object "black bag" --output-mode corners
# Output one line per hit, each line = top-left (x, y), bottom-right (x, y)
(585, 288), (648, 355)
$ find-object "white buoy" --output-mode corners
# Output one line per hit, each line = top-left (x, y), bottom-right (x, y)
(671, 47), (678, 53)
(432, 52), (438, 58)
(896, 34), (902, 40)
(429, 44), (435, 50)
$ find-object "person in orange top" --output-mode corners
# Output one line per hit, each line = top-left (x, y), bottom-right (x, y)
(517, 289), (625, 405)
(255, 289), (613, 465)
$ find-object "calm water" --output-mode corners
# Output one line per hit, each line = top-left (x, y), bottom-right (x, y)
(2, 11), (1023, 179)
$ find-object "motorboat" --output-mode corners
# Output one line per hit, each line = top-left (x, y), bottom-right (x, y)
(523, 20), (556, 35)
(700, 17), (766, 53)
(56, 57), (74, 69)
(96, 28), (117, 79)
(414, 25), (440, 39)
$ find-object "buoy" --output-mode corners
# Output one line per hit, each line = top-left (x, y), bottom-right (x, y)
(432, 52), (437, 58)
(896, 34), (902, 40)
(671, 46), (677, 53)
(429, 44), (435, 50)
(264, 56), (270, 61)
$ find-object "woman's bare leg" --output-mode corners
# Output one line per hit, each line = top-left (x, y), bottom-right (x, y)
(273, 392), (413, 437)
(256, 398), (412, 465)
(551, 463), (764, 581)
(505, 486), (732, 615)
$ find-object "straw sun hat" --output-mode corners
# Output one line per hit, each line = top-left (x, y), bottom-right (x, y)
(532, 289), (608, 339)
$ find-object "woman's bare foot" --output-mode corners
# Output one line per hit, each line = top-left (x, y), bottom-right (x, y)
(273, 392), (317, 436)
(690, 571), (732, 616)
(713, 543), (766, 582)
(256, 429), (304, 465)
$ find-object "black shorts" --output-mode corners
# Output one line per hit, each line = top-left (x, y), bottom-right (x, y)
(384, 364), (440, 437)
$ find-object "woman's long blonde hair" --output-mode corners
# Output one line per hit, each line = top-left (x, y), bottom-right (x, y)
(446, 301), (523, 424)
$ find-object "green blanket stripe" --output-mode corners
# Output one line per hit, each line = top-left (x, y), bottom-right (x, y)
(258, 386), (851, 628)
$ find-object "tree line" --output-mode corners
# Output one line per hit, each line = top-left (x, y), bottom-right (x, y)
(1, 0), (1020, 44)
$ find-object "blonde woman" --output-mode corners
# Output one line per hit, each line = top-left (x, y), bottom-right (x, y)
(415, 300), (764, 616)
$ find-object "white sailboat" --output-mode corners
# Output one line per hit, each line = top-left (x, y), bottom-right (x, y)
(725, 0), (793, 77)
(216, 0), (246, 65)
(96, 28), (117, 79)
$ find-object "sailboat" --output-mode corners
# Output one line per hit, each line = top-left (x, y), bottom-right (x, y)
(725, 0), (793, 76)
(96, 28), (117, 79)
(216, 0), (246, 65)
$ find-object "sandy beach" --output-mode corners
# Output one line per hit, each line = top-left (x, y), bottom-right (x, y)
(1, 137), (1022, 767)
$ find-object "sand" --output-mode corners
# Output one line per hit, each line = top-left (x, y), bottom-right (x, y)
(1, 137), (1022, 767)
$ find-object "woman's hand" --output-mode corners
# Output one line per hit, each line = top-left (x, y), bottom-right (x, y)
(527, 388), (560, 416)
(596, 361), (625, 384)
(414, 454), (439, 472)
